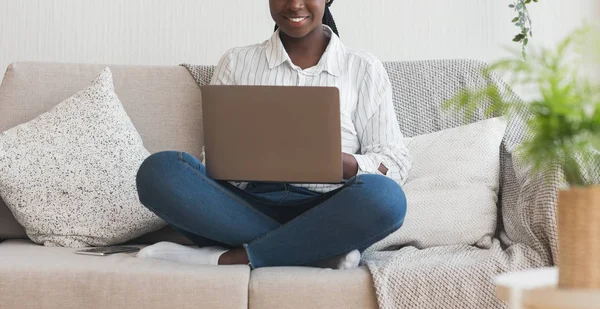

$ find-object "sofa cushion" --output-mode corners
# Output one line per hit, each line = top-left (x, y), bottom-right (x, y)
(0, 68), (166, 247)
(249, 266), (378, 309)
(0, 62), (204, 241)
(370, 118), (507, 249)
(0, 239), (250, 309)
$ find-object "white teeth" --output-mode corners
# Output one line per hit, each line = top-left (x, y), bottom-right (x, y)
(288, 17), (307, 23)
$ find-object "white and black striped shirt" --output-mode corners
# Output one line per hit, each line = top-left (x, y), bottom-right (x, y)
(210, 25), (411, 193)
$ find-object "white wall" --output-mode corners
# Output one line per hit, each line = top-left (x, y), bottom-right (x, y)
(0, 0), (597, 81)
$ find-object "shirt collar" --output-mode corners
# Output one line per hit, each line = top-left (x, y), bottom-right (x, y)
(265, 25), (344, 77)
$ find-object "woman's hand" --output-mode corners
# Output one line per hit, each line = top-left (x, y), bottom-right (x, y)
(342, 153), (359, 179)
(342, 153), (389, 179)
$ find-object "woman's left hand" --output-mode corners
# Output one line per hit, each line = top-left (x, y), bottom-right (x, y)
(342, 153), (359, 179)
(342, 153), (389, 179)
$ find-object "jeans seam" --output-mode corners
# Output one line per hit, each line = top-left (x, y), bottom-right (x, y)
(279, 191), (291, 204)
(228, 184), (279, 206)
(177, 152), (281, 226)
(279, 184), (290, 204)
(243, 243), (256, 269)
(275, 194), (328, 208)
(271, 184), (331, 207)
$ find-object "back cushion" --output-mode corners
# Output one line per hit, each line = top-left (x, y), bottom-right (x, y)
(0, 62), (205, 240)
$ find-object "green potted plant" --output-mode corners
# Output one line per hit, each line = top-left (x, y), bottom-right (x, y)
(444, 25), (600, 289)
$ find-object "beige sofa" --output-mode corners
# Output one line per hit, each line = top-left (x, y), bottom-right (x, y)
(0, 62), (378, 309)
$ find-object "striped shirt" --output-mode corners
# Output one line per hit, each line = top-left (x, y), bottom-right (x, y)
(210, 25), (411, 193)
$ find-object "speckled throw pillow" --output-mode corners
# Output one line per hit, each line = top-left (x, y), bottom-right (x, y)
(0, 68), (165, 247)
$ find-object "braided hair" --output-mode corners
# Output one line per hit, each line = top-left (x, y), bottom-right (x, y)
(274, 0), (340, 37)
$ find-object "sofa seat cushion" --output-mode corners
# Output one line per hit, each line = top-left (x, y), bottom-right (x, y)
(0, 240), (250, 309)
(249, 266), (378, 309)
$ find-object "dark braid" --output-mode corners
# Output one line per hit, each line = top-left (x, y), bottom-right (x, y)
(274, 0), (340, 37)
(322, 0), (339, 37)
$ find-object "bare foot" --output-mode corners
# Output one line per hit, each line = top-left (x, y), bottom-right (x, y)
(218, 247), (250, 265)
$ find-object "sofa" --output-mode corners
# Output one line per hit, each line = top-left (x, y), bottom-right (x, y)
(0, 61), (557, 309)
(0, 62), (379, 309)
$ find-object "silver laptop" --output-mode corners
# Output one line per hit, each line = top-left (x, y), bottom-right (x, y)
(201, 85), (342, 183)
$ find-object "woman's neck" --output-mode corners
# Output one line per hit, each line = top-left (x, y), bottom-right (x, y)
(280, 26), (330, 70)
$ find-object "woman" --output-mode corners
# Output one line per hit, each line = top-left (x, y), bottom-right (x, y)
(135, 0), (410, 269)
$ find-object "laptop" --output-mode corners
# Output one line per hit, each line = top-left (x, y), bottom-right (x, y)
(200, 85), (342, 183)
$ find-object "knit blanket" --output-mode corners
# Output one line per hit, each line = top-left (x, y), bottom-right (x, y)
(182, 60), (558, 309)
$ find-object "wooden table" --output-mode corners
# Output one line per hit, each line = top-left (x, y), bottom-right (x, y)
(495, 267), (600, 309)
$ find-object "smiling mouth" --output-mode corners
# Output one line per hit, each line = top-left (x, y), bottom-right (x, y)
(284, 16), (309, 23)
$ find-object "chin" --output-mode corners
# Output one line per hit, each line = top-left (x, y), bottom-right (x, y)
(280, 29), (311, 38)
(279, 26), (319, 39)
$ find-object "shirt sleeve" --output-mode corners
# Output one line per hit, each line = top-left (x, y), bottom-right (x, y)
(210, 49), (236, 85)
(351, 59), (411, 185)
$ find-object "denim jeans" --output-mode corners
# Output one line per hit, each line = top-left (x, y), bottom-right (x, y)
(136, 151), (406, 268)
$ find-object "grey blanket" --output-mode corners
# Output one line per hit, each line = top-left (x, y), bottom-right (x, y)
(182, 60), (558, 309)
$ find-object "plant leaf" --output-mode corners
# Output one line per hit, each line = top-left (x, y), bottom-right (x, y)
(446, 25), (600, 186)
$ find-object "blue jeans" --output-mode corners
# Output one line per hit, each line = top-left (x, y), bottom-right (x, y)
(136, 151), (406, 268)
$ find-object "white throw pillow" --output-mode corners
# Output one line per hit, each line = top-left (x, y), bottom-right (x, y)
(0, 68), (164, 247)
(370, 117), (507, 250)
